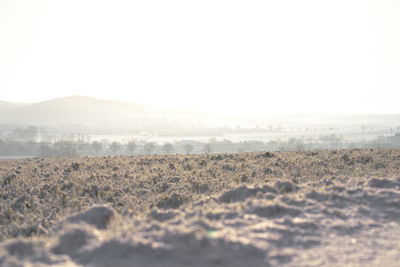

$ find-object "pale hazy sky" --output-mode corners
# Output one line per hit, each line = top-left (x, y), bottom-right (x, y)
(0, 0), (399, 115)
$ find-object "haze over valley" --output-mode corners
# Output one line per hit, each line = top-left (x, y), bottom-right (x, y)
(1, 95), (399, 137)
(0, 95), (399, 159)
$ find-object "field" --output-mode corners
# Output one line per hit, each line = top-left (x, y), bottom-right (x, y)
(1, 149), (400, 266)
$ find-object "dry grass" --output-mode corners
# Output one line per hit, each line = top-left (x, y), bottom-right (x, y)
(1, 148), (400, 242)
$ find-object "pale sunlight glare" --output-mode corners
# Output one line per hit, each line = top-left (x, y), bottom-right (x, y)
(0, 0), (399, 115)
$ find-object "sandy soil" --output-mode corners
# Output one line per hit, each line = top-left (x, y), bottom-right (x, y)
(1, 149), (400, 266)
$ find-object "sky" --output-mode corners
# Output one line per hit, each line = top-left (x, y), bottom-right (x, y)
(0, 0), (399, 115)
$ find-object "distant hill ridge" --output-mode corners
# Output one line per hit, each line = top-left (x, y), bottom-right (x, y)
(0, 96), (156, 126)
(1, 95), (400, 129)
(0, 100), (27, 109)
(22, 96), (149, 114)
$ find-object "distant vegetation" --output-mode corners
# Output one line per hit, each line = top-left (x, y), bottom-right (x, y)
(0, 132), (398, 158)
(1, 96), (400, 159)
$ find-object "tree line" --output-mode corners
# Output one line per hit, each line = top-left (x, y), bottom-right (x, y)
(0, 134), (397, 158)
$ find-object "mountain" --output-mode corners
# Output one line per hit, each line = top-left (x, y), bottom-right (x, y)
(1, 96), (400, 132)
(0, 100), (27, 109)
(0, 96), (165, 127)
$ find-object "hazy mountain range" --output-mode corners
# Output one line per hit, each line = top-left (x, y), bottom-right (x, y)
(0, 96), (210, 128)
(0, 96), (399, 131)
(0, 100), (27, 109)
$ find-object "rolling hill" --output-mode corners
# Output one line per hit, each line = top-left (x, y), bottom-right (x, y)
(0, 96), (165, 126)
(1, 96), (400, 133)
(0, 100), (27, 109)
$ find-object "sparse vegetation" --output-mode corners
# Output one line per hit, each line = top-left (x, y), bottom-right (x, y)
(162, 143), (174, 154)
(127, 141), (137, 155)
(143, 142), (155, 155)
(1, 148), (400, 243)
(0, 148), (400, 266)
(183, 144), (194, 154)
(109, 141), (122, 155)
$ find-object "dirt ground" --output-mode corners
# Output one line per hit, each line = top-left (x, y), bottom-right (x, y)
(1, 149), (400, 266)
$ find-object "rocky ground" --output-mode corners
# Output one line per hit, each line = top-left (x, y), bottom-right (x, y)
(1, 149), (400, 266)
